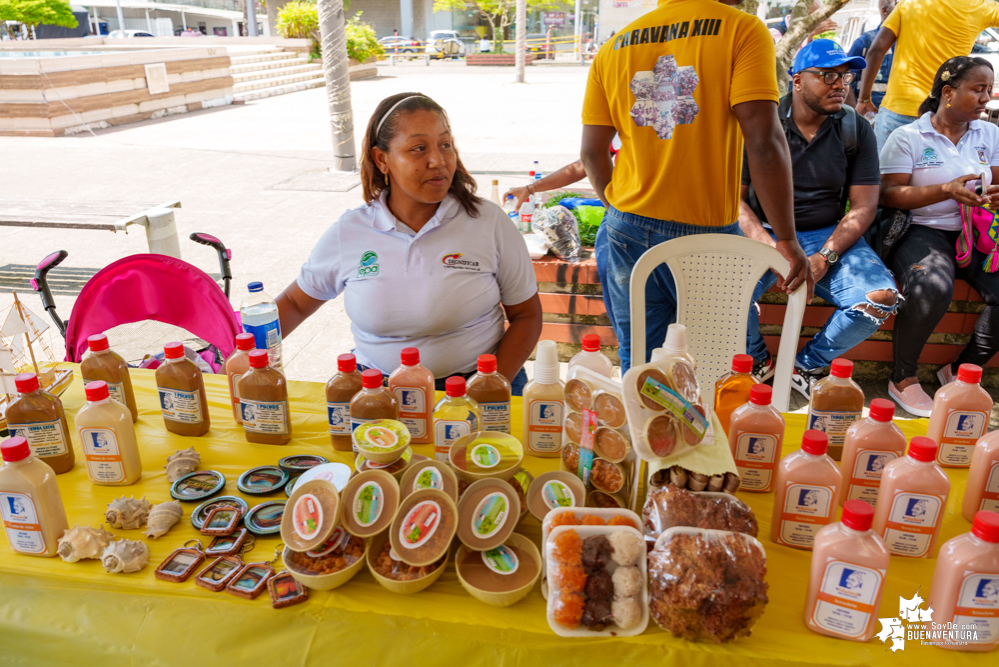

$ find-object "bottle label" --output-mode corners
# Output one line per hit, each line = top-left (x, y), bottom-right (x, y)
(938, 411), (988, 466)
(85, 379), (127, 407)
(242, 319), (281, 353)
(811, 559), (885, 639)
(577, 409), (598, 485)
(157, 387), (203, 424)
(882, 491), (945, 558)
(847, 450), (901, 508)
(413, 466), (444, 491)
(80, 427), (125, 483)
(350, 417), (374, 453)
(640, 378), (708, 441)
(0, 492), (45, 554)
(479, 401), (511, 434)
(435, 419), (470, 462)
(806, 409), (861, 450)
(952, 572), (999, 644)
(981, 461), (999, 513)
(527, 399), (564, 453)
(542, 480), (576, 509)
(353, 481), (384, 528)
(327, 402), (351, 436)
(399, 500), (441, 549)
(8, 419), (68, 459)
(240, 398), (289, 435)
(778, 483), (835, 549)
(734, 432), (779, 491)
(471, 492), (509, 539)
(230, 373), (242, 405)
(394, 387), (428, 439)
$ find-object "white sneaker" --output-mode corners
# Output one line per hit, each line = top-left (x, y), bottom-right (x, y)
(888, 380), (934, 418)
(936, 363), (956, 387)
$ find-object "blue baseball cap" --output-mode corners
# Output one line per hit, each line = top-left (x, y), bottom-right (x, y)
(790, 39), (867, 76)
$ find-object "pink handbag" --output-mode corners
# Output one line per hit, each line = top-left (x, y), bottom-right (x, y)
(957, 204), (999, 272)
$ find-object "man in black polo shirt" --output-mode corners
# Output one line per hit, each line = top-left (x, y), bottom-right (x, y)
(741, 40), (899, 398)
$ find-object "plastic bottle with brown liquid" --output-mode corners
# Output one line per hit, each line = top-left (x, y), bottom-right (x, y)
(225, 332), (255, 424)
(0, 436), (69, 557)
(75, 381), (143, 486)
(388, 347), (435, 444)
(714, 354), (758, 436)
(155, 342), (210, 437)
(349, 369), (398, 453)
(806, 358), (864, 461)
(466, 354), (511, 434)
(80, 334), (138, 423)
(326, 353), (364, 452)
(236, 349), (291, 445)
(5, 373), (74, 475)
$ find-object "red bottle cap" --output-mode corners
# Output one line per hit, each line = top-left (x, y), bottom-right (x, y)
(841, 500), (875, 532)
(582, 334), (601, 352)
(0, 437), (31, 463)
(732, 354), (753, 374)
(400, 347), (420, 366)
(88, 334), (110, 352)
(85, 381), (110, 402)
(445, 376), (466, 397)
(971, 511), (999, 543)
(248, 349), (269, 369)
(164, 342), (184, 360)
(830, 358), (853, 378)
(337, 354), (357, 373)
(957, 363), (983, 384)
(801, 430), (828, 456)
(529, 171), (536, 178)
(748, 384), (772, 406)
(477, 354), (497, 374)
(14, 373), (39, 394)
(361, 369), (384, 389)
(907, 436), (938, 462)
(235, 333), (255, 351)
(868, 398), (895, 422)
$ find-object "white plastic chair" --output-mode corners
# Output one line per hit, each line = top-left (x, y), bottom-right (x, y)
(629, 234), (807, 412)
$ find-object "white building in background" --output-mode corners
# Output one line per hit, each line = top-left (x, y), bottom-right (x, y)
(77, 0), (257, 37)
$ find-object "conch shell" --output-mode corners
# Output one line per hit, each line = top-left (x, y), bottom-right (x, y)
(144, 501), (182, 539)
(102, 539), (150, 574)
(57, 525), (115, 562)
(105, 496), (152, 529)
(165, 446), (200, 482)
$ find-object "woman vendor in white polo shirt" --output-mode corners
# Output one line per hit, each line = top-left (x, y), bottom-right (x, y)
(879, 56), (999, 416)
(275, 92), (543, 394)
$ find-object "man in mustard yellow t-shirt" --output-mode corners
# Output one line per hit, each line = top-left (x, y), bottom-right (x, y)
(581, 0), (810, 371)
(858, 0), (999, 151)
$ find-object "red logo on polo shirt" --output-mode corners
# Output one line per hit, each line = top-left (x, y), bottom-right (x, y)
(442, 253), (481, 271)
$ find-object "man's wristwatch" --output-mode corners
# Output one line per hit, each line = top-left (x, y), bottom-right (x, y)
(859, 97), (871, 105)
(818, 247), (839, 264)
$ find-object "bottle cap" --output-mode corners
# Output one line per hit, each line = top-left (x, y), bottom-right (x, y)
(650, 348), (667, 362)
(14, 373), (39, 394)
(235, 333), (255, 351)
(361, 369), (384, 389)
(732, 354), (753, 374)
(533, 340), (560, 384)
(581, 334), (601, 352)
(477, 354), (497, 374)
(248, 349), (269, 368)
(491, 179), (498, 186)
(337, 353), (357, 373)
(663, 323), (688, 353)
(830, 358), (853, 378)
(801, 430), (828, 456)
(841, 500), (875, 532)
(164, 342), (184, 360)
(529, 171), (535, 178)
(85, 381), (110, 402)
(445, 376), (467, 397)
(748, 384), (772, 406)
(971, 511), (999, 543)
(0, 437), (31, 463)
(400, 347), (420, 366)
(248, 281), (263, 293)
(907, 436), (938, 462)
(957, 363), (983, 384)
(88, 334), (110, 352)
(868, 398), (895, 422)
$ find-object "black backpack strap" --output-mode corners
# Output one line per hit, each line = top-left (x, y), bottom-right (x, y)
(837, 105), (859, 218)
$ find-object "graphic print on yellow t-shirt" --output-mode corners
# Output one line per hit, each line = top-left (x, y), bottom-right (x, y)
(629, 54), (701, 140)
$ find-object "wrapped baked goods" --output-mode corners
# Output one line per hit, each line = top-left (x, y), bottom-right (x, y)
(643, 485), (758, 539)
(649, 528), (768, 643)
(623, 355), (709, 461)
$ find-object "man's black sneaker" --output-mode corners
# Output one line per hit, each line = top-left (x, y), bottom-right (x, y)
(790, 368), (824, 400)
(752, 353), (775, 383)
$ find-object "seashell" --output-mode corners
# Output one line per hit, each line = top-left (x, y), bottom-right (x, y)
(143, 501), (182, 539)
(57, 525), (115, 562)
(165, 446), (201, 482)
(101, 539), (150, 574)
(105, 496), (152, 529)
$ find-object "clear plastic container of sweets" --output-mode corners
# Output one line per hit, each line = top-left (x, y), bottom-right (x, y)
(524, 340), (565, 458)
(715, 354), (758, 436)
(225, 332), (255, 424)
(5, 373), (74, 475)
(81, 333), (137, 422)
(433, 377), (481, 463)
(965, 431), (999, 520)
(349, 370), (398, 454)
(804, 500), (890, 642)
(568, 334), (614, 379)
(727, 384), (784, 493)
(75, 381), (142, 486)
(155, 342), (210, 437)
(838, 398), (906, 508)
(928, 511), (999, 652)
(466, 354), (511, 434)
(926, 363), (993, 468)
(237, 349), (291, 445)
(0, 437), (69, 557)
(389, 347), (435, 444)
(326, 354), (364, 452)
(770, 430), (842, 550)
(807, 359), (863, 461)
(871, 437), (951, 559)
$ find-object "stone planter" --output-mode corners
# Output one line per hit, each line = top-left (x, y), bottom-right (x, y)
(348, 56), (377, 81)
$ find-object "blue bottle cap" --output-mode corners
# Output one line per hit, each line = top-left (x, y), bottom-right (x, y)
(247, 281), (263, 292)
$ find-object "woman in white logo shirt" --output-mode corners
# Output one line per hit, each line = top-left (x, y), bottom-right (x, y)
(274, 93), (542, 392)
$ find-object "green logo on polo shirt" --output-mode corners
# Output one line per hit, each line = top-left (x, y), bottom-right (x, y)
(358, 250), (379, 277)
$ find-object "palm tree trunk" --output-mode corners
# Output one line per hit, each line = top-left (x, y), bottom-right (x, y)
(316, 0), (357, 171)
(515, 0), (526, 82)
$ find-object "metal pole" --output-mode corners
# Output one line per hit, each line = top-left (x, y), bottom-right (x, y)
(515, 0), (526, 82)
(114, 0), (125, 33)
(317, 0), (357, 171)
(247, 0), (258, 36)
(145, 8), (152, 33)
(574, 0), (581, 59)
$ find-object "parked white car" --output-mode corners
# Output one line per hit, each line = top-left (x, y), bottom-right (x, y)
(107, 30), (155, 38)
(426, 30), (465, 59)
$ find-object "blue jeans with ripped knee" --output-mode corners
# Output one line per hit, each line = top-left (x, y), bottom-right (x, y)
(746, 225), (899, 371)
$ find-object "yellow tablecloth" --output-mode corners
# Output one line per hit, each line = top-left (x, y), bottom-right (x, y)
(0, 368), (986, 666)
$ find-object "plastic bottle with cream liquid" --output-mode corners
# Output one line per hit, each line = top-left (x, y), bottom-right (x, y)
(75, 381), (142, 486)
(388, 347), (435, 444)
(728, 384), (784, 493)
(466, 354), (511, 434)
(80, 333), (137, 423)
(523, 340), (565, 458)
(0, 437), (69, 558)
(433, 376), (481, 462)
(965, 431), (999, 521)
(567, 334), (614, 379)
(225, 332), (255, 424)
(349, 370), (398, 453)
(155, 342), (210, 437)
(838, 398), (907, 508)
(237, 349), (291, 445)
(770, 430), (843, 550)
(926, 363), (993, 468)
(662, 323), (696, 370)
(326, 354), (364, 452)
(5, 373), (74, 475)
